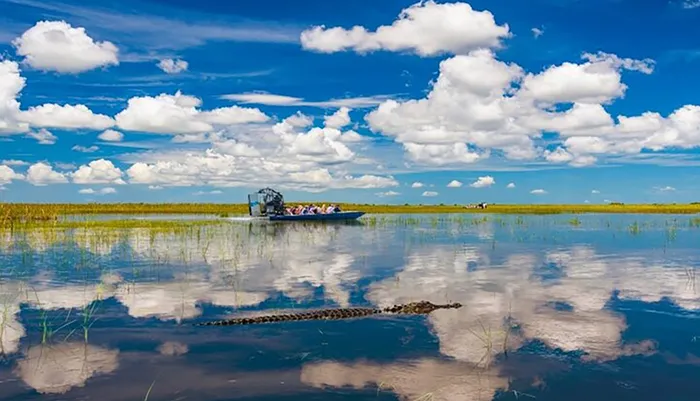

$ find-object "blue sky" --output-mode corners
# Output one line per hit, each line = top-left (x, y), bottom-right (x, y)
(0, 0), (699, 204)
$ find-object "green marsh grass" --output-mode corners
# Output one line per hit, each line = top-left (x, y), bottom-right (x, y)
(3, 202), (700, 227)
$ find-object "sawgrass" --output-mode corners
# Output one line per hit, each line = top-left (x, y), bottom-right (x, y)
(1, 202), (700, 227)
(2, 218), (227, 231)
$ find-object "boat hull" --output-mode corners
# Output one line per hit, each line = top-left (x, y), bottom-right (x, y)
(268, 211), (365, 221)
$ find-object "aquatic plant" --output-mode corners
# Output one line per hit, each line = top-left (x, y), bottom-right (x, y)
(2, 202), (700, 228)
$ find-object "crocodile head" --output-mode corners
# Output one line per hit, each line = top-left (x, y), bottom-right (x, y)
(399, 301), (463, 314)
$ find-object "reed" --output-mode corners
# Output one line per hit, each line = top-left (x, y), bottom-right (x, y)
(1, 202), (700, 225)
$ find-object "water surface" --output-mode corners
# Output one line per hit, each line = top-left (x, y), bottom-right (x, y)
(0, 213), (699, 400)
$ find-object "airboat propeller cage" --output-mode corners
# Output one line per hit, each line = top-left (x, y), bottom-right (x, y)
(248, 187), (286, 217)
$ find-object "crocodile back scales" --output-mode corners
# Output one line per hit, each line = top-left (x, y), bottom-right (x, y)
(194, 301), (462, 326)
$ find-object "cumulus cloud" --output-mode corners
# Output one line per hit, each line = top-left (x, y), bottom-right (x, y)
(0, 60), (115, 134)
(411, 181), (424, 188)
(12, 20), (119, 74)
(98, 129), (124, 142)
(114, 110), (399, 191)
(532, 27), (544, 38)
(591, 189), (600, 194)
(506, 182), (515, 188)
(25, 128), (57, 145)
(19, 104), (114, 130)
(71, 159), (126, 185)
(530, 188), (546, 194)
(446, 180), (463, 188)
(300, 0), (511, 56)
(0, 165), (24, 185)
(329, 2), (692, 169)
(469, 176), (495, 188)
(324, 107), (351, 129)
(114, 91), (269, 134)
(157, 58), (188, 74)
(422, 190), (438, 197)
(0, 60), (30, 134)
(26, 162), (68, 185)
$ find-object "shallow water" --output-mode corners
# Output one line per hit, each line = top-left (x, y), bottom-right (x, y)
(0, 213), (699, 400)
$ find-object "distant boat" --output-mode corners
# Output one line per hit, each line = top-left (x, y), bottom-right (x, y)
(246, 187), (365, 222)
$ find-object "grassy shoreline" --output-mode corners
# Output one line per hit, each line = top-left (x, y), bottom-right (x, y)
(2, 202), (700, 222)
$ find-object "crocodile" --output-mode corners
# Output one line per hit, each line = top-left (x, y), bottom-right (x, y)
(194, 301), (462, 326)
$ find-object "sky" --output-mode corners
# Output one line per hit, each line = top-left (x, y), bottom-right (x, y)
(0, 0), (700, 204)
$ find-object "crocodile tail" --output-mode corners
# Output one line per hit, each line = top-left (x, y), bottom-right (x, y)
(195, 307), (383, 326)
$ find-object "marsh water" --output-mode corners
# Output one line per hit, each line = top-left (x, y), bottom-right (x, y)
(0, 213), (699, 400)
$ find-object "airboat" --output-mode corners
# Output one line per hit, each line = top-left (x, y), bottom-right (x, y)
(246, 187), (365, 222)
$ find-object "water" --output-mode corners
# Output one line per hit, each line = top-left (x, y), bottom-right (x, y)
(0, 213), (699, 400)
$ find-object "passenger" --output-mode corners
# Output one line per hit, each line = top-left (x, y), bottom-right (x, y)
(326, 204), (335, 213)
(320, 204), (327, 213)
(333, 204), (341, 213)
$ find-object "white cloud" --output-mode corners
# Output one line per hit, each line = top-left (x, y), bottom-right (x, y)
(71, 159), (126, 185)
(79, 187), (116, 195)
(0, 60), (114, 134)
(26, 162), (68, 185)
(12, 20), (119, 74)
(530, 188), (547, 194)
(0, 165), (24, 185)
(532, 27), (544, 38)
(469, 176), (495, 188)
(591, 189), (600, 194)
(221, 92), (392, 108)
(422, 190), (438, 197)
(110, 111), (397, 191)
(683, 0), (700, 9)
(72, 145), (99, 153)
(411, 182), (424, 188)
(581, 51), (655, 75)
(324, 107), (351, 129)
(115, 91), (269, 134)
(300, 0), (511, 57)
(26, 128), (57, 145)
(98, 129), (124, 142)
(0, 60), (29, 134)
(656, 185), (676, 192)
(19, 104), (115, 130)
(157, 58), (188, 74)
(446, 180), (463, 188)
(148, 185), (163, 190)
(376, 190), (400, 197)
(193, 190), (223, 195)
(339, 6), (688, 170)
(1, 159), (28, 166)
(506, 182), (515, 188)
